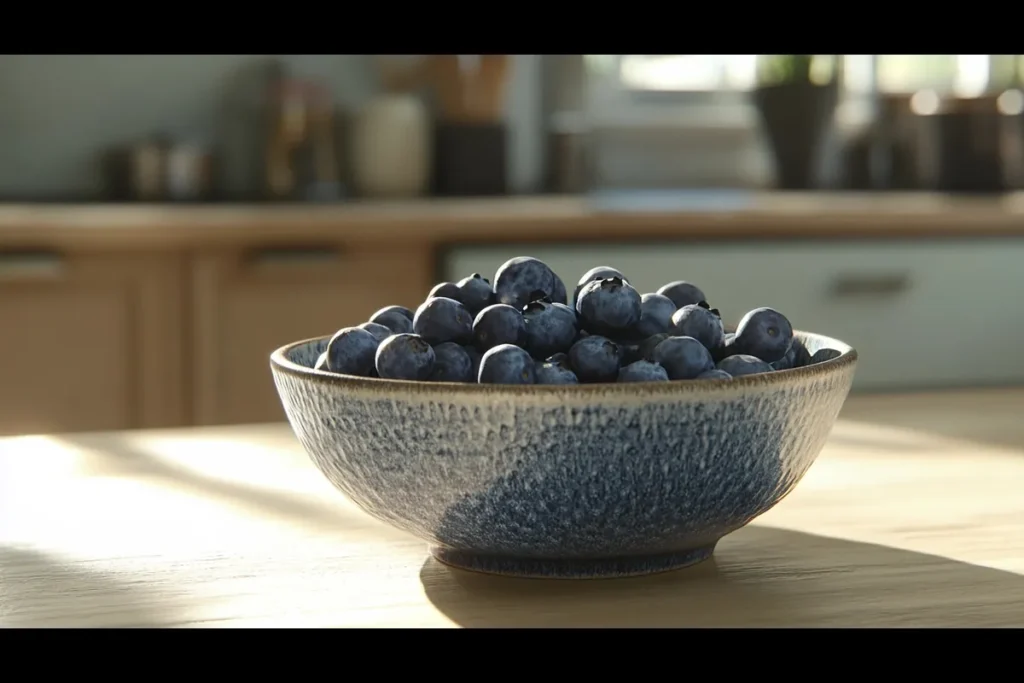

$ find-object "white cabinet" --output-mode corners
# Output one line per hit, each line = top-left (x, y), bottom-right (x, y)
(445, 240), (1024, 391)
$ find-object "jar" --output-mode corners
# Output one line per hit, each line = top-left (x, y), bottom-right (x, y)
(350, 94), (431, 198)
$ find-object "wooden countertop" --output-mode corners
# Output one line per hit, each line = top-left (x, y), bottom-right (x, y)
(4, 193), (1024, 249)
(2, 388), (1023, 627)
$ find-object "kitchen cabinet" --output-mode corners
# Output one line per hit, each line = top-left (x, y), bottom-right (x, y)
(189, 243), (430, 426)
(1, 196), (1022, 435)
(445, 239), (1024, 391)
(0, 250), (186, 436)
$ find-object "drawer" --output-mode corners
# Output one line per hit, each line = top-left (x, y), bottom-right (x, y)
(0, 250), (185, 435)
(191, 243), (431, 426)
(445, 239), (1024, 391)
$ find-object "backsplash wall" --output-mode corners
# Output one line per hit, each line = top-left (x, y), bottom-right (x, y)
(0, 54), (544, 199)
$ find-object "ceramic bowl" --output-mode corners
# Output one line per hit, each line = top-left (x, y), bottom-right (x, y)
(270, 331), (857, 580)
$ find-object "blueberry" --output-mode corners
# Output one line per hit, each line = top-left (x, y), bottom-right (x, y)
(372, 304), (413, 321)
(579, 266), (627, 284)
(576, 277), (642, 335)
(357, 321), (393, 344)
(617, 360), (669, 383)
(770, 349), (794, 371)
(810, 348), (842, 364)
(657, 281), (707, 309)
(413, 296), (473, 345)
(455, 273), (496, 316)
(635, 332), (673, 362)
(792, 338), (813, 366)
(732, 307), (794, 363)
(634, 293), (677, 338)
(552, 299), (577, 321)
(462, 344), (483, 378)
(572, 266), (626, 307)
(493, 257), (561, 310)
(651, 336), (714, 380)
(713, 332), (739, 362)
(326, 327), (380, 376)
(697, 369), (732, 380)
(375, 333), (435, 380)
(568, 334), (620, 383)
(770, 337), (811, 371)
(671, 304), (725, 352)
(473, 303), (525, 351)
(717, 354), (773, 377)
(314, 351), (330, 371)
(369, 306), (414, 335)
(478, 344), (536, 384)
(535, 354), (579, 385)
(521, 300), (577, 359)
(428, 342), (475, 383)
(550, 275), (569, 306)
(429, 282), (463, 301)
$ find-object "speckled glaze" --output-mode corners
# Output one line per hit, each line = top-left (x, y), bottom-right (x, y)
(270, 331), (857, 580)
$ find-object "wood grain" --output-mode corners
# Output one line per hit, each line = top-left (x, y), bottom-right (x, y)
(2, 389), (1023, 627)
(4, 193), (1024, 250)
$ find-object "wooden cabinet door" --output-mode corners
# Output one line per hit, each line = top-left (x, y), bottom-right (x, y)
(190, 243), (431, 426)
(0, 250), (186, 436)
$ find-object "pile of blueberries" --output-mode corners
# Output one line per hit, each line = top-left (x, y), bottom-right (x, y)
(315, 256), (841, 385)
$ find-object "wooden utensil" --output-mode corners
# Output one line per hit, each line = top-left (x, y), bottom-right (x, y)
(430, 55), (510, 123)
(375, 55), (511, 124)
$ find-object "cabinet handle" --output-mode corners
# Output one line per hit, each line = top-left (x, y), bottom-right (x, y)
(243, 245), (344, 268)
(0, 249), (65, 281)
(829, 272), (911, 298)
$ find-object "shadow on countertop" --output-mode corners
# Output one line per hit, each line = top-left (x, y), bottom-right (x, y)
(0, 546), (165, 627)
(419, 526), (1024, 627)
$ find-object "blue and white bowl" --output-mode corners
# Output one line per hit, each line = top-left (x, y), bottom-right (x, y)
(271, 332), (857, 579)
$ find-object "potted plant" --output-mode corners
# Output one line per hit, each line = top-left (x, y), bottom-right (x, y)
(752, 55), (840, 190)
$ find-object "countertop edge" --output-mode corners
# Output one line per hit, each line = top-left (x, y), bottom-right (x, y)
(3, 193), (1024, 249)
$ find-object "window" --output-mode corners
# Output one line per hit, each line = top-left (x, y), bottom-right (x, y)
(583, 55), (758, 127)
(608, 54), (1017, 97)
(617, 55), (758, 91)
(583, 55), (1019, 130)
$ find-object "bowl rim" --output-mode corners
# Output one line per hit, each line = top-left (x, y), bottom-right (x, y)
(270, 330), (857, 396)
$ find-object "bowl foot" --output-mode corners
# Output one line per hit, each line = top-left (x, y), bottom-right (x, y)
(428, 543), (717, 580)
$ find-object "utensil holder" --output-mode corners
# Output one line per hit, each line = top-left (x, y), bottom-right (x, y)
(432, 122), (507, 196)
